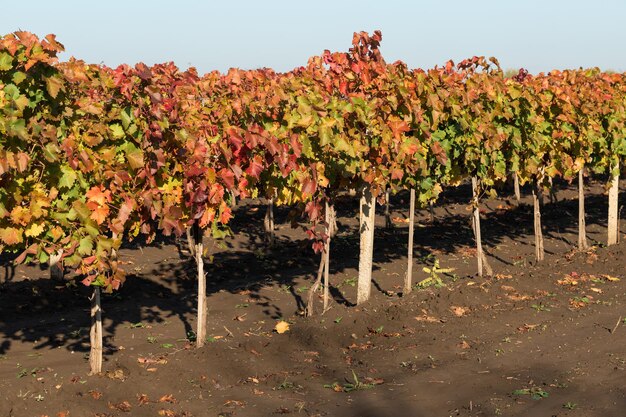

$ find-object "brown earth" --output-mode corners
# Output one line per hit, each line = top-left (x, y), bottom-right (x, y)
(1, 179), (625, 417)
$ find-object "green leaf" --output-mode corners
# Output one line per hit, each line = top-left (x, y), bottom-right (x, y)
(120, 107), (133, 130)
(3, 84), (19, 100)
(11, 71), (27, 85)
(58, 165), (77, 189)
(43, 143), (60, 162)
(78, 236), (94, 256)
(0, 52), (13, 71)
(122, 142), (144, 169)
(110, 123), (125, 139)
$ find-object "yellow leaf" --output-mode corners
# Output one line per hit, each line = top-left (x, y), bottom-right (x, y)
(25, 222), (45, 238)
(602, 274), (620, 282)
(274, 321), (290, 334)
(0, 227), (23, 245)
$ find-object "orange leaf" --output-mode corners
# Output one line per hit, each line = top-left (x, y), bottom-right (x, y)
(158, 394), (177, 404)
(275, 321), (290, 334)
(90, 205), (110, 225)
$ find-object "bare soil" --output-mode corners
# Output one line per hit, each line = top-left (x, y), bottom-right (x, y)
(1, 179), (625, 417)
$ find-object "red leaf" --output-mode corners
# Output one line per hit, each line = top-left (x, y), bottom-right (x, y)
(245, 156), (264, 179)
(219, 204), (232, 224)
(304, 201), (321, 221)
(301, 178), (316, 196)
(219, 168), (235, 189)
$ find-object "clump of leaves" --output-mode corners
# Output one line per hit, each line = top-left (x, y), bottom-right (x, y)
(513, 387), (549, 400)
(417, 259), (455, 289)
(531, 302), (550, 312)
(323, 370), (382, 392)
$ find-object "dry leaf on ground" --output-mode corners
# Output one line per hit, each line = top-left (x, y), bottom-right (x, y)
(275, 321), (290, 334)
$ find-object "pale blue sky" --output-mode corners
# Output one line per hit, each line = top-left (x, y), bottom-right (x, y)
(3, 0), (625, 75)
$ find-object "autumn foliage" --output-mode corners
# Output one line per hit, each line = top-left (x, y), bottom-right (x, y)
(0, 31), (624, 292)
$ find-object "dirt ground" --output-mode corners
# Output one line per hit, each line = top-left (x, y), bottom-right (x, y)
(1, 179), (625, 417)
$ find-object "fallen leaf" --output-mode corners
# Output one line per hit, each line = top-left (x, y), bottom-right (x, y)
(158, 394), (178, 404)
(137, 394), (150, 406)
(391, 216), (410, 224)
(602, 274), (620, 282)
(88, 390), (102, 400)
(158, 410), (175, 417)
(458, 340), (471, 349)
(137, 356), (167, 365)
(590, 287), (602, 293)
(57, 412), (70, 417)
(253, 388), (264, 395)
(275, 321), (290, 334)
(105, 368), (127, 381)
(516, 324), (538, 333)
(108, 400), (132, 412)
(363, 377), (385, 385)
(507, 293), (531, 301)
(450, 306), (469, 317)
(224, 399), (245, 407)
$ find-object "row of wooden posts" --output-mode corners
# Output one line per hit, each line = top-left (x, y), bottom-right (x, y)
(47, 167), (621, 374)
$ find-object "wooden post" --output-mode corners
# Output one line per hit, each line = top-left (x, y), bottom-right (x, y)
(578, 168), (588, 251)
(306, 253), (326, 317)
(194, 224), (207, 348)
(186, 227), (196, 257)
(548, 176), (557, 204)
(472, 177), (487, 277)
(532, 180), (545, 261)
(514, 173), (521, 203)
(89, 287), (103, 375)
(357, 185), (376, 305)
(428, 201), (435, 223)
(49, 249), (64, 281)
(384, 188), (391, 229)
(323, 201), (331, 313)
(328, 204), (338, 238)
(608, 162), (620, 246)
(404, 188), (416, 295)
(264, 198), (275, 246)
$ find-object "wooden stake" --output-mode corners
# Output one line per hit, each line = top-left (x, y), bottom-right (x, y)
(264, 198), (275, 247)
(89, 287), (103, 375)
(471, 177), (492, 277)
(513, 173), (521, 203)
(532, 180), (545, 261)
(186, 227), (196, 257)
(357, 185), (376, 305)
(548, 176), (557, 204)
(49, 249), (64, 281)
(306, 252), (326, 317)
(428, 201), (435, 223)
(328, 204), (338, 238)
(404, 188), (416, 295)
(323, 201), (331, 313)
(608, 162), (620, 246)
(194, 224), (207, 348)
(578, 168), (588, 251)
(384, 188), (392, 229)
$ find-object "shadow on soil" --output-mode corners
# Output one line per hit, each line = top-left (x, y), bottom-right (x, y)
(0, 180), (623, 367)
